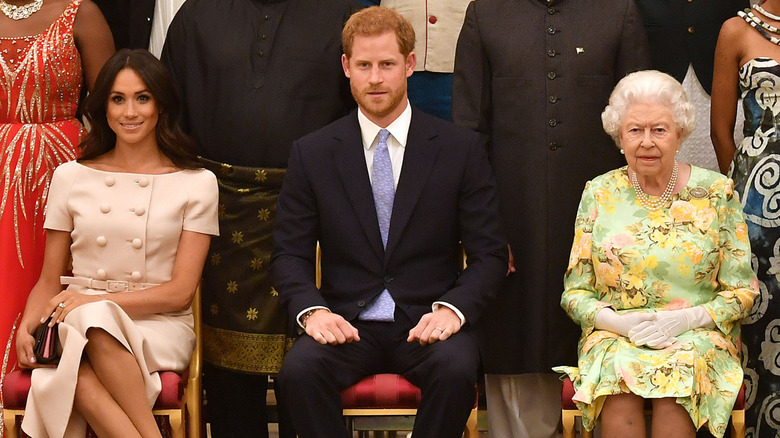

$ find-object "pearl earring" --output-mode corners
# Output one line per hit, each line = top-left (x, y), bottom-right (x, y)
(620, 149), (625, 155)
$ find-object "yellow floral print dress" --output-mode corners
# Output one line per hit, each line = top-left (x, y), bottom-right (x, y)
(553, 166), (759, 437)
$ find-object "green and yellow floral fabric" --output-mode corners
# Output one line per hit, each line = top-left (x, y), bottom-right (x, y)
(553, 166), (758, 437)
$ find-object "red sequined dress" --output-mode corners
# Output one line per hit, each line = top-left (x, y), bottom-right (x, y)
(0, 0), (85, 427)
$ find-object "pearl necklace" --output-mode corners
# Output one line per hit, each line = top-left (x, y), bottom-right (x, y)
(0, 0), (43, 20)
(630, 160), (678, 211)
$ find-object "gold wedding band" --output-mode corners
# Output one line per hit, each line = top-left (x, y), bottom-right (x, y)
(58, 302), (65, 309)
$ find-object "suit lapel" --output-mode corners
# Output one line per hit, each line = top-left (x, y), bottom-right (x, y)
(385, 112), (442, 261)
(332, 114), (385, 259)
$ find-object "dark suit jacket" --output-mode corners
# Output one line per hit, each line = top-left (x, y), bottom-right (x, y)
(635, 0), (748, 95)
(272, 109), (508, 327)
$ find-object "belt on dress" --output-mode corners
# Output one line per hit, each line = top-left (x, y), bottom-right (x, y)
(60, 276), (159, 292)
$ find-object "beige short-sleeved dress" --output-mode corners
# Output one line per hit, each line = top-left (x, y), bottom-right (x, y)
(21, 161), (219, 438)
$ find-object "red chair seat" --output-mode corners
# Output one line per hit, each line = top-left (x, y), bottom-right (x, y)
(561, 376), (746, 410)
(341, 374), (422, 409)
(2, 369), (186, 410)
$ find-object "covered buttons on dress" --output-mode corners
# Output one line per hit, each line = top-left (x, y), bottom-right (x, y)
(132, 238), (143, 249)
(96, 236), (107, 247)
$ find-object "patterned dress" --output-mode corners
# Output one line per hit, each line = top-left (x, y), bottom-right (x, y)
(730, 57), (780, 438)
(0, 1), (85, 432)
(554, 166), (758, 437)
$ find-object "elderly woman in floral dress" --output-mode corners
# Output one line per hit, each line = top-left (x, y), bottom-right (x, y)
(554, 70), (758, 438)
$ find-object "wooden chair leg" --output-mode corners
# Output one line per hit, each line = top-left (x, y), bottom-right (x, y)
(731, 409), (745, 438)
(562, 409), (576, 438)
(186, 382), (201, 438)
(168, 410), (184, 438)
(463, 407), (478, 438)
(581, 421), (594, 438)
(3, 410), (20, 438)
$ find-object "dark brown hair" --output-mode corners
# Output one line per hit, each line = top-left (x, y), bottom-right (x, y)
(342, 6), (416, 59)
(78, 49), (199, 169)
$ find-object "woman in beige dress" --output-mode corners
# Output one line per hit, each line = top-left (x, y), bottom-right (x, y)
(14, 49), (218, 438)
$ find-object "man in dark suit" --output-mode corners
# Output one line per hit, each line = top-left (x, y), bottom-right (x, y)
(271, 6), (507, 438)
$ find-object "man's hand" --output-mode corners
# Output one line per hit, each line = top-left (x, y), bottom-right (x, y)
(407, 306), (461, 346)
(304, 309), (360, 345)
(507, 244), (516, 276)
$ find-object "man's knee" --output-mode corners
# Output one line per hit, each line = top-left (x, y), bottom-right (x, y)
(278, 337), (332, 390)
(424, 336), (479, 388)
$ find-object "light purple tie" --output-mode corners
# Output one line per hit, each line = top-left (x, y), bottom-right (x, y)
(359, 129), (395, 322)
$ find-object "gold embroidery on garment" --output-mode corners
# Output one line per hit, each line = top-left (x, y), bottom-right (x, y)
(0, 1), (84, 267)
(203, 325), (294, 374)
(246, 307), (258, 321)
(257, 208), (271, 221)
(250, 257), (264, 270)
(226, 280), (238, 294)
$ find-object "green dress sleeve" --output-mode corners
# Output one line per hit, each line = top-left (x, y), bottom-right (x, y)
(700, 178), (759, 336)
(561, 181), (610, 337)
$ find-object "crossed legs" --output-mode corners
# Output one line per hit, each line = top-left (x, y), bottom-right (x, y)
(73, 327), (160, 438)
(601, 393), (695, 438)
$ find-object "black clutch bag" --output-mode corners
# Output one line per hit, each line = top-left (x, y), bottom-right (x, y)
(33, 317), (60, 365)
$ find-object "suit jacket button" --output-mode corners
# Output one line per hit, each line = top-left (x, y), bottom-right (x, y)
(384, 276), (394, 283)
(358, 301), (366, 307)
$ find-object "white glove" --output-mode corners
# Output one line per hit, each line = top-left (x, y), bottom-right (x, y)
(594, 308), (654, 338)
(627, 320), (676, 349)
(628, 307), (715, 348)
